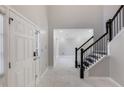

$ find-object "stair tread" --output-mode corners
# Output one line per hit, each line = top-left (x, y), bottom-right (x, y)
(93, 51), (107, 55)
(86, 56), (98, 60)
(78, 51), (107, 72)
(85, 57), (95, 63)
(83, 61), (90, 67)
(89, 55), (100, 59)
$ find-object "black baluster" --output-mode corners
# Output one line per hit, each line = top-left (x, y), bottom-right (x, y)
(123, 7), (124, 27)
(108, 19), (112, 41)
(120, 12), (121, 30)
(96, 42), (98, 60)
(115, 16), (118, 36)
(114, 20), (115, 37)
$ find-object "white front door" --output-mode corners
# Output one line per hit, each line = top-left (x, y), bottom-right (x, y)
(8, 11), (36, 87)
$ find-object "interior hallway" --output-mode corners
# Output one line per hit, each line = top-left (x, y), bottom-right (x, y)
(38, 56), (119, 87)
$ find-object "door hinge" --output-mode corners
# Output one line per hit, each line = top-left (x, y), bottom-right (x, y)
(9, 17), (14, 24)
(9, 62), (11, 69)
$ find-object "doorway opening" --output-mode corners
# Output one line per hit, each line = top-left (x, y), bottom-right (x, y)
(53, 29), (94, 67)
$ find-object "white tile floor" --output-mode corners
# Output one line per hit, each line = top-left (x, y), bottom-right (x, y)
(38, 56), (119, 87)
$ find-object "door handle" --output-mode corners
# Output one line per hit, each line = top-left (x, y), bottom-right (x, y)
(9, 62), (11, 69)
(33, 51), (37, 57)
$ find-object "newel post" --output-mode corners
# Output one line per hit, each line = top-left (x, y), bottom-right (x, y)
(80, 48), (84, 79)
(75, 48), (78, 68)
(107, 19), (112, 41)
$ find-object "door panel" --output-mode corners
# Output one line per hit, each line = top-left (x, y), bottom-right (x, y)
(8, 11), (36, 87)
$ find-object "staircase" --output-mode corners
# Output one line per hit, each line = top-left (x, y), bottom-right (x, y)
(81, 51), (107, 71)
(75, 5), (124, 79)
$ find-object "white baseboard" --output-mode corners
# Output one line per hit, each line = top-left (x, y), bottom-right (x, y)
(108, 77), (122, 87)
(87, 76), (110, 79)
(36, 67), (48, 86)
(40, 68), (48, 79)
(84, 71), (89, 78)
(86, 76), (122, 87)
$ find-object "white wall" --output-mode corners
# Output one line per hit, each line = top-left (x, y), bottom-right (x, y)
(47, 6), (104, 66)
(38, 31), (48, 76)
(11, 5), (48, 31)
(53, 31), (60, 66)
(89, 56), (110, 77)
(109, 28), (124, 86)
(103, 5), (120, 32)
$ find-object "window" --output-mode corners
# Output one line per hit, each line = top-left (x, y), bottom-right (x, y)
(0, 13), (4, 76)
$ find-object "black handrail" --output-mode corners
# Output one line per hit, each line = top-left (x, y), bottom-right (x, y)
(80, 31), (108, 78)
(79, 5), (124, 79)
(83, 32), (108, 53)
(77, 36), (93, 50)
(82, 5), (124, 54)
(75, 35), (94, 68)
(109, 5), (124, 41)
(111, 5), (124, 22)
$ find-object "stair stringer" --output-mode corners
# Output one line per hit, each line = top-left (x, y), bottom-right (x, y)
(84, 55), (109, 78)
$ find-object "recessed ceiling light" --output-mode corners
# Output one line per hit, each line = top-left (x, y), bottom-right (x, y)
(59, 30), (63, 33)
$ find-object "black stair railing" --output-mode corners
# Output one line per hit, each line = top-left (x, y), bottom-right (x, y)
(80, 32), (108, 78)
(75, 36), (94, 68)
(79, 5), (124, 79)
(109, 5), (124, 41)
(74, 5), (123, 79)
(79, 20), (111, 78)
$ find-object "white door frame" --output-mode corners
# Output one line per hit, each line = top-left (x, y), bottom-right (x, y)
(53, 29), (60, 67)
